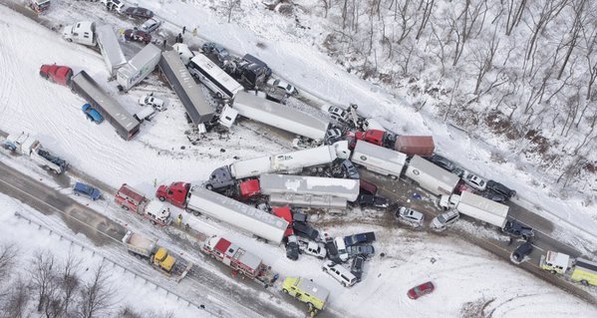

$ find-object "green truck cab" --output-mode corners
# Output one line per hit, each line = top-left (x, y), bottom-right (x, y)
(282, 277), (329, 317)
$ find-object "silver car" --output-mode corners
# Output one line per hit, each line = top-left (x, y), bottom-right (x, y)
(140, 17), (162, 33)
(430, 210), (460, 231)
(397, 207), (425, 228)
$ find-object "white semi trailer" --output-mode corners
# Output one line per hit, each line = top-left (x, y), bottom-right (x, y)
(351, 140), (407, 179)
(186, 187), (289, 244)
(404, 155), (461, 196)
(439, 191), (509, 228)
(228, 91), (330, 142)
(206, 141), (350, 191)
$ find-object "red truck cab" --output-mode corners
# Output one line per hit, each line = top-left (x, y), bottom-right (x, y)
(355, 129), (385, 146)
(39, 64), (73, 86)
(156, 182), (190, 208)
(238, 179), (260, 200)
(272, 206), (294, 237)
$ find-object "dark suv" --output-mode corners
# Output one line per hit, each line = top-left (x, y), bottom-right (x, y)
(511, 241), (533, 264)
(292, 221), (320, 241)
(487, 180), (516, 199)
(427, 154), (455, 172)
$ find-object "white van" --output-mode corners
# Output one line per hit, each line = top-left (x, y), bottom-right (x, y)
(334, 237), (349, 262)
(322, 261), (357, 287)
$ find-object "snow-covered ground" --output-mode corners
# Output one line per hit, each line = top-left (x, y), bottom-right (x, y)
(0, 0), (596, 317)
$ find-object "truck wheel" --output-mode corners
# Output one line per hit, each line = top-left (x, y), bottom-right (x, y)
(158, 196), (166, 202)
(206, 184), (213, 190)
(193, 211), (201, 216)
(282, 288), (288, 294)
(122, 206), (129, 211)
(581, 280), (589, 286)
(150, 220), (156, 225)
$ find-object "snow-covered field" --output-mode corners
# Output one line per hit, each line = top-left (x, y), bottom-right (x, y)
(0, 0), (596, 317)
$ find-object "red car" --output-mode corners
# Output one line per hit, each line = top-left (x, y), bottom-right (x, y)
(124, 29), (152, 44)
(407, 281), (435, 299)
(39, 64), (73, 86)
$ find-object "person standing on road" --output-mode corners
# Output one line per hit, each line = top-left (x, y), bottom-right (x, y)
(182, 26), (186, 34)
(162, 39), (167, 48)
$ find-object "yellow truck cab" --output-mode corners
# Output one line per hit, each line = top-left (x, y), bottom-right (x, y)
(152, 247), (176, 273)
(570, 258), (597, 286)
(282, 277), (329, 316)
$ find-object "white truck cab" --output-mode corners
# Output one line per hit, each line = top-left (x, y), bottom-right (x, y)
(101, 0), (125, 13)
(62, 21), (96, 46)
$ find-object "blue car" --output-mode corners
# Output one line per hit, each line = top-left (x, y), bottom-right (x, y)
(82, 103), (104, 124)
(73, 182), (101, 201)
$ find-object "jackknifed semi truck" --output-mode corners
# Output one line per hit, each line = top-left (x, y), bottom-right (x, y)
(205, 141), (350, 192)
(117, 43), (161, 92)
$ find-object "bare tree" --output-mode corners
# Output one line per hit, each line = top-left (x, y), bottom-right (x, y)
(556, 0), (587, 80)
(30, 250), (56, 313)
(473, 25), (500, 95)
(505, 0), (527, 36)
(525, 0), (568, 61)
(60, 252), (82, 317)
(223, 0), (241, 23)
(0, 243), (17, 283)
(2, 277), (30, 318)
(78, 262), (113, 318)
(415, 0), (435, 40)
(320, 0), (330, 18)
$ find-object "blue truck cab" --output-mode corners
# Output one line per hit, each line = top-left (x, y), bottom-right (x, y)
(82, 103), (104, 124)
(73, 182), (101, 200)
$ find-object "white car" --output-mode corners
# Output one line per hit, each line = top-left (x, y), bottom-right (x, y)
(267, 78), (297, 95)
(138, 94), (166, 111)
(396, 207), (425, 228)
(464, 173), (487, 191)
(328, 105), (349, 123)
(430, 210), (460, 231)
(140, 17), (162, 33)
(334, 236), (349, 262)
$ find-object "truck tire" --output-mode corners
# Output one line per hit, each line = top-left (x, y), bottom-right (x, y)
(206, 184), (213, 190)
(66, 38), (73, 42)
(150, 220), (156, 225)
(282, 288), (288, 294)
(122, 205), (129, 211)
(581, 280), (589, 286)
(158, 196), (166, 201)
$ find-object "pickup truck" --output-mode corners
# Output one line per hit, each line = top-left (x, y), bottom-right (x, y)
(343, 231), (376, 247)
(297, 238), (327, 259)
(73, 182), (101, 201)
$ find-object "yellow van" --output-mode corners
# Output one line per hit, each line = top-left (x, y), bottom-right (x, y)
(282, 277), (329, 316)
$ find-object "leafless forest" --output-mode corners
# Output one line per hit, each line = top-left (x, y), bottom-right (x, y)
(294, 0), (596, 200)
(0, 243), (173, 318)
